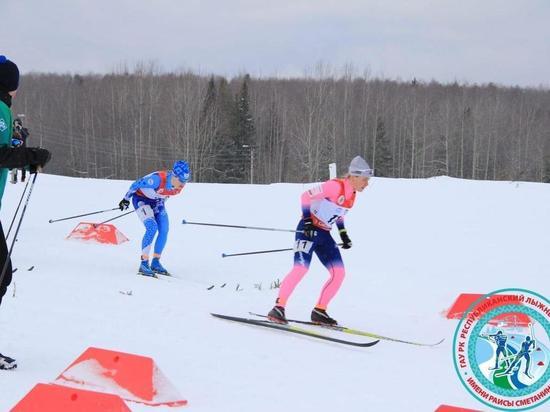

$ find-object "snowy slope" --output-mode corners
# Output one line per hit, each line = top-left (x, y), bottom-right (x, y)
(0, 174), (548, 411)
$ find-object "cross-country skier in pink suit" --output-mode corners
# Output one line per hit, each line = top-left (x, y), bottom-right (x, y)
(268, 156), (373, 326)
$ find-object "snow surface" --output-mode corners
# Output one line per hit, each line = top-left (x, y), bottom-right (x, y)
(0, 174), (548, 411)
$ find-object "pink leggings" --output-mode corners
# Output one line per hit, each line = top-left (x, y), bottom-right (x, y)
(277, 263), (346, 309)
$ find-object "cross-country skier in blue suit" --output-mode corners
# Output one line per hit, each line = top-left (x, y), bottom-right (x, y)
(489, 330), (508, 370)
(119, 160), (190, 277)
(504, 336), (535, 378)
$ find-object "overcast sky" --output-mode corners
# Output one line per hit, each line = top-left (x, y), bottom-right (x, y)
(2, 0), (549, 87)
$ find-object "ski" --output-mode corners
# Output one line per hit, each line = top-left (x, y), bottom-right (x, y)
(152, 268), (173, 277)
(137, 270), (175, 278)
(138, 272), (179, 281)
(249, 312), (444, 347)
(137, 271), (158, 279)
(211, 313), (379, 347)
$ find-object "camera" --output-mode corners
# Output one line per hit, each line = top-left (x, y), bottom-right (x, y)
(10, 118), (30, 184)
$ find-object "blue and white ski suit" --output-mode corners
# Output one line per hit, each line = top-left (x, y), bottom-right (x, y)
(123, 170), (184, 257)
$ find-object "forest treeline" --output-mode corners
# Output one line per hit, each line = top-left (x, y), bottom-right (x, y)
(13, 64), (550, 183)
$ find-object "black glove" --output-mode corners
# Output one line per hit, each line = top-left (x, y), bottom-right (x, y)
(302, 217), (316, 239)
(339, 229), (352, 249)
(119, 199), (130, 211)
(28, 148), (52, 174)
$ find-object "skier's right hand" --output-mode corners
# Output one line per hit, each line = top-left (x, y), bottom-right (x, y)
(302, 217), (316, 239)
(119, 198), (130, 211)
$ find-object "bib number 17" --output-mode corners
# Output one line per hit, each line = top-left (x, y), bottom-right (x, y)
(294, 240), (313, 254)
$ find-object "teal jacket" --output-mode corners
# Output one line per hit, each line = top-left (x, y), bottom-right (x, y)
(0, 100), (12, 203)
(0, 99), (49, 209)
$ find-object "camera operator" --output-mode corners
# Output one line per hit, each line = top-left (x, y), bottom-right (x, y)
(0, 55), (51, 370)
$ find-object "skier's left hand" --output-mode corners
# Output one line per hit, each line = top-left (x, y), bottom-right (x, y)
(302, 217), (316, 239)
(339, 229), (352, 249)
(28, 148), (52, 174)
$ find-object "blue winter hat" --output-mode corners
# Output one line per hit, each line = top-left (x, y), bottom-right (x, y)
(173, 160), (191, 182)
(0, 56), (19, 92)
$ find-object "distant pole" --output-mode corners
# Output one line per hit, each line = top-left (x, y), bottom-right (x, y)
(329, 163), (337, 179)
(242, 144), (254, 184)
(250, 147), (254, 184)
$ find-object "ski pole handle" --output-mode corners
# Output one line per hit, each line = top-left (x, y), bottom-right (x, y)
(49, 207), (120, 223)
(182, 219), (302, 233)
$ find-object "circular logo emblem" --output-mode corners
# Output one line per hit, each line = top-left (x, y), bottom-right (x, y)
(453, 288), (550, 410)
(337, 195), (345, 205)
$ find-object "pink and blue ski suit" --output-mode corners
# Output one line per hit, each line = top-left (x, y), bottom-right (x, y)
(277, 178), (356, 309)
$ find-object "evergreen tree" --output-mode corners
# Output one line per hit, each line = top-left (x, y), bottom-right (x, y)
(200, 76), (217, 125)
(235, 74), (255, 146)
(234, 74), (256, 182)
(213, 77), (240, 182)
(197, 76), (218, 181)
(544, 154), (550, 183)
(373, 117), (393, 177)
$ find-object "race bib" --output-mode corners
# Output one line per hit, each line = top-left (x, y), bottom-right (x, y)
(294, 239), (314, 254)
(310, 199), (349, 227)
(136, 204), (155, 222)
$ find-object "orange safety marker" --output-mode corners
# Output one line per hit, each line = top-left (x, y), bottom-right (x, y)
(445, 293), (530, 327)
(435, 405), (481, 412)
(11, 383), (130, 412)
(66, 222), (129, 245)
(55, 347), (187, 407)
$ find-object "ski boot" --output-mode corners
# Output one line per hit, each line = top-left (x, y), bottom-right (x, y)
(311, 308), (338, 326)
(267, 306), (288, 324)
(151, 258), (170, 276)
(138, 260), (157, 278)
(0, 353), (17, 370)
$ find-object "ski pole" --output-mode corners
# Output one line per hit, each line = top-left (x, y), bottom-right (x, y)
(49, 207), (120, 223)
(222, 247), (293, 258)
(182, 219), (302, 233)
(222, 243), (345, 258)
(94, 209), (135, 226)
(0, 173), (38, 288)
(6, 177), (31, 238)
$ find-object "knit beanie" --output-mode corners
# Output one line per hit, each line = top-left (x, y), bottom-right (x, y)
(0, 56), (20, 92)
(348, 156), (374, 177)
